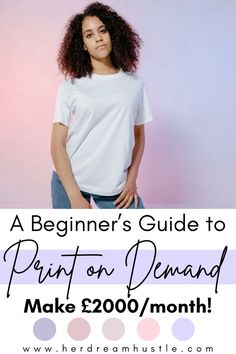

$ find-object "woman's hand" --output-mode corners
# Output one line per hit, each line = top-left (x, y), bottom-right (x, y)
(114, 179), (139, 209)
(70, 195), (92, 209)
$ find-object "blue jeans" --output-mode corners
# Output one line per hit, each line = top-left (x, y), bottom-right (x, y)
(51, 171), (145, 209)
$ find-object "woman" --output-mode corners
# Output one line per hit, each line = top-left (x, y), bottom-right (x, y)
(51, 1), (153, 209)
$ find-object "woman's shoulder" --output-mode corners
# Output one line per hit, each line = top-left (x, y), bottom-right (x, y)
(59, 77), (75, 89)
(57, 77), (84, 95)
(60, 75), (90, 88)
(124, 72), (144, 84)
(122, 71), (145, 87)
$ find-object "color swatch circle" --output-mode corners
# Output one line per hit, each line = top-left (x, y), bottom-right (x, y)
(172, 318), (195, 340)
(68, 318), (91, 340)
(102, 318), (125, 340)
(137, 318), (160, 340)
(33, 318), (56, 341)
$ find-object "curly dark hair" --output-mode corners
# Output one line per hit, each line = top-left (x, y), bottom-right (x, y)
(57, 2), (142, 78)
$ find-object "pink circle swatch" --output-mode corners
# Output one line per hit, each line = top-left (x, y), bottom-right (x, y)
(137, 318), (160, 340)
(102, 318), (125, 340)
(67, 318), (90, 340)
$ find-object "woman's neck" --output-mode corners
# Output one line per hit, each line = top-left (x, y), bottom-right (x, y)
(91, 57), (118, 75)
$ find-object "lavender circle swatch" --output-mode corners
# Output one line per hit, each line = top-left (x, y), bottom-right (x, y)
(102, 318), (125, 340)
(68, 318), (91, 340)
(172, 318), (195, 340)
(137, 318), (160, 340)
(33, 318), (56, 341)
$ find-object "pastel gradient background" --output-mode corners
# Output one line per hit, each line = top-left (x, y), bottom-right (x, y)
(0, 0), (235, 208)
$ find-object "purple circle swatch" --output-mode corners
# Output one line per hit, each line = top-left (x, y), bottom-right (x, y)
(33, 318), (56, 341)
(137, 318), (160, 340)
(172, 318), (195, 340)
(68, 318), (91, 340)
(102, 318), (125, 340)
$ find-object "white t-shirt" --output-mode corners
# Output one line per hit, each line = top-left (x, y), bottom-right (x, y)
(53, 70), (153, 196)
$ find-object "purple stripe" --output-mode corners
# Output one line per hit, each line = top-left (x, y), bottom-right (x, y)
(0, 248), (234, 285)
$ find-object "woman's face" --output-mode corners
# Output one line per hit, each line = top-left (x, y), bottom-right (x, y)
(82, 16), (112, 61)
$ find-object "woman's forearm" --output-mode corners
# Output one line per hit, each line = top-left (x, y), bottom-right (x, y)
(51, 124), (83, 201)
(51, 145), (82, 199)
(127, 124), (145, 181)
(114, 125), (145, 208)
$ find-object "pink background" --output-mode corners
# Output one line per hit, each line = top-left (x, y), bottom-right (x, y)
(0, 0), (235, 208)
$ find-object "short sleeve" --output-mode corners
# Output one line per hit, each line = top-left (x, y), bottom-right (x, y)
(53, 81), (72, 127)
(135, 83), (153, 125)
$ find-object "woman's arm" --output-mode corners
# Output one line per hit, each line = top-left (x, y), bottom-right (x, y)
(51, 123), (91, 208)
(114, 124), (145, 208)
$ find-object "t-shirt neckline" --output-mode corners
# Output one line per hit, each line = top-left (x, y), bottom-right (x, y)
(92, 69), (124, 79)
